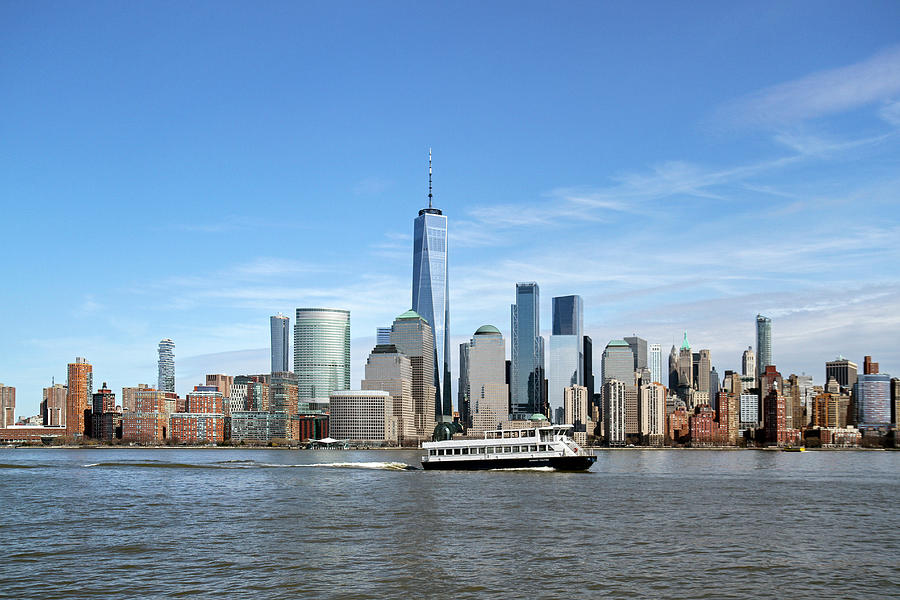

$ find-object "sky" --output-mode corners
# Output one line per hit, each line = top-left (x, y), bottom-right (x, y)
(2, 1), (900, 417)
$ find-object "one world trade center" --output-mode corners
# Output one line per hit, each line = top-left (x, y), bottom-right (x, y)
(413, 149), (450, 420)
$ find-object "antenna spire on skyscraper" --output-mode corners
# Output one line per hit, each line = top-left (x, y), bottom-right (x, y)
(428, 147), (433, 209)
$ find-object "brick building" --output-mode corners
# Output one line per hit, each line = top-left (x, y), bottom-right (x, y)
(690, 404), (723, 446)
(667, 406), (690, 443)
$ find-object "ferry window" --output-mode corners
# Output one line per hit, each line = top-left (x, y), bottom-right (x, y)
(454, 448), (461, 455)
(504, 446), (512, 453)
(486, 447), (494, 454)
(429, 449), (436, 456)
(476, 447), (485, 454)
(462, 448), (469, 455)
(539, 444), (547, 451)
(512, 446), (520, 453)
(530, 445), (537, 451)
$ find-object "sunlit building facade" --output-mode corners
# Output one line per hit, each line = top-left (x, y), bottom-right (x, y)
(294, 308), (350, 413)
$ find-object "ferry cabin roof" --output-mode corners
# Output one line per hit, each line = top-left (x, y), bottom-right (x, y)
(422, 425), (575, 448)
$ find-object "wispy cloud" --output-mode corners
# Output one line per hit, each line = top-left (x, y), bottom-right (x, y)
(714, 45), (900, 128)
(352, 176), (393, 196)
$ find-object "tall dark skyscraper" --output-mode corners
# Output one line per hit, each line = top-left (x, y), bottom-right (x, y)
(583, 336), (594, 398)
(270, 313), (290, 373)
(510, 282), (544, 417)
(552, 295), (582, 336)
(412, 150), (450, 420)
(623, 336), (648, 371)
(756, 314), (772, 378)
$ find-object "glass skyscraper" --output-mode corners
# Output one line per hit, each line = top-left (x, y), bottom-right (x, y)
(548, 295), (583, 423)
(510, 282), (544, 417)
(270, 313), (290, 373)
(157, 339), (175, 393)
(294, 308), (350, 413)
(412, 153), (450, 419)
(601, 340), (635, 385)
(756, 314), (772, 378)
(854, 373), (892, 431)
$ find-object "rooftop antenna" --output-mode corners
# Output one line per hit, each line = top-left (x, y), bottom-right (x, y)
(428, 147), (433, 209)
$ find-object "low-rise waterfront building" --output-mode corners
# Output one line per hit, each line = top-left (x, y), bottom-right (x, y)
(328, 390), (395, 443)
(230, 411), (288, 444)
(170, 413), (226, 444)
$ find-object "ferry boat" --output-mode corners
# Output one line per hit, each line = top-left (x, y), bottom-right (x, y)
(421, 424), (596, 471)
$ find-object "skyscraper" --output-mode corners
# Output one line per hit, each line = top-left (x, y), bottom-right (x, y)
(157, 339), (175, 393)
(601, 340), (635, 385)
(42, 383), (66, 427)
(863, 355), (879, 375)
(708, 366), (720, 411)
(677, 333), (693, 390)
(639, 381), (666, 446)
(583, 336), (594, 398)
(66, 357), (93, 438)
(648, 343), (662, 385)
(697, 349), (711, 395)
(756, 315), (772, 378)
(376, 327), (393, 345)
(270, 314), (290, 373)
(412, 150), (450, 419)
(826, 357), (858, 391)
(563, 385), (590, 428)
(459, 325), (508, 433)
(623, 336), (648, 371)
(854, 373), (891, 432)
(294, 308), (350, 412)
(0, 384), (15, 428)
(548, 295), (583, 423)
(510, 282), (544, 417)
(741, 346), (756, 387)
(362, 344), (415, 443)
(603, 379), (626, 446)
(390, 310), (436, 439)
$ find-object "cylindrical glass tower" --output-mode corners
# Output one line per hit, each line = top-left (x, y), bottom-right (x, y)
(294, 308), (350, 413)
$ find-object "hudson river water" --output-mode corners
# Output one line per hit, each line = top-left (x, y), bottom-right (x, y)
(1, 448), (897, 599)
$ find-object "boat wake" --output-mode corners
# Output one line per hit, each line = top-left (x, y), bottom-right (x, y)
(256, 461), (416, 471)
(488, 466), (556, 472)
(82, 460), (416, 471)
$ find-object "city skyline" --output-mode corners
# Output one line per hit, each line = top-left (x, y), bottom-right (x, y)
(3, 3), (900, 416)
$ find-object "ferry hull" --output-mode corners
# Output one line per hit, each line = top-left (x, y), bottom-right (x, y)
(421, 455), (596, 471)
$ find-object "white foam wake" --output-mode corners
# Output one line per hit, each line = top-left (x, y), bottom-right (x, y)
(261, 461), (412, 471)
(488, 466), (556, 472)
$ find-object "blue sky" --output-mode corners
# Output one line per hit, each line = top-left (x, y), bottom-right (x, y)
(3, 1), (900, 417)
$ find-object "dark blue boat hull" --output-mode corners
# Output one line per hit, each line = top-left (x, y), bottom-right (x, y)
(421, 455), (595, 471)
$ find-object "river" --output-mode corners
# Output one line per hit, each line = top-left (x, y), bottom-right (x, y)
(0, 448), (896, 599)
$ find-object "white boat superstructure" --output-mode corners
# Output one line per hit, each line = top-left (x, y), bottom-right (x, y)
(421, 424), (595, 471)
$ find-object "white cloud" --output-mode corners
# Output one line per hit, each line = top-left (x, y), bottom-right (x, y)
(879, 100), (900, 127)
(715, 45), (900, 128)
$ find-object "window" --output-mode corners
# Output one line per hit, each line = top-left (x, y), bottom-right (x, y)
(530, 445), (537, 452)
(539, 444), (547, 451)
(476, 447), (485, 454)
(512, 446), (520, 453)
(462, 448), (469, 455)
(430, 449), (436, 456)
(504, 446), (512, 453)
(486, 447), (495, 454)
(453, 448), (461, 455)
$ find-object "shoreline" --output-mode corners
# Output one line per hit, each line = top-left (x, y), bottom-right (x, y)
(3, 445), (893, 451)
